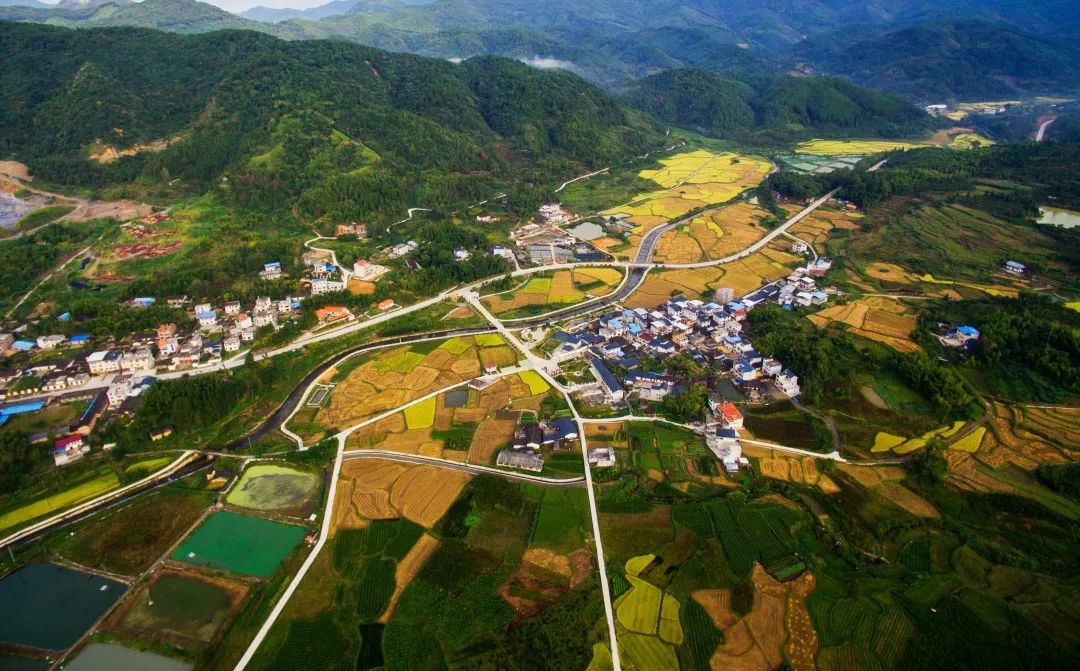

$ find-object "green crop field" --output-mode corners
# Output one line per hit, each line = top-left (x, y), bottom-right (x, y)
(226, 464), (320, 514)
(171, 511), (306, 577)
(0, 473), (120, 533)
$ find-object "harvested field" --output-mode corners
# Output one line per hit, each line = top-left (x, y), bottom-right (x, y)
(837, 463), (938, 518)
(862, 262), (920, 285)
(468, 415), (518, 465)
(705, 565), (818, 671)
(602, 150), (771, 257)
(787, 207), (861, 248)
(390, 465), (471, 527)
(654, 202), (772, 263)
(806, 297), (919, 352)
(315, 338), (486, 433)
(349, 280), (376, 295)
(944, 452), (1014, 494)
(379, 533), (439, 623)
(752, 448), (839, 494)
(482, 268), (622, 315)
(973, 403), (1067, 469)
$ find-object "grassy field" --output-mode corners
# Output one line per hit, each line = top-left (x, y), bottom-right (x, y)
(52, 480), (214, 576)
(171, 511), (306, 578)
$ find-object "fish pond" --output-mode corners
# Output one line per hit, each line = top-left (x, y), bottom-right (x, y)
(225, 464), (320, 515)
(63, 643), (190, 671)
(1038, 206), (1080, 228)
(170, 511), (306, 577)
(0, 564), (126, 651)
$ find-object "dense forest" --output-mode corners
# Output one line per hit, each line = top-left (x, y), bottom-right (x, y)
(796, 20), (1080, 100)
(923, 295), (1080, 402)
(0, 22), (663, 222)
(621, 69), (931, 143)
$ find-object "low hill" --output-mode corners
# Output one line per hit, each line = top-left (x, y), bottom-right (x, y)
(623, 68), (930, 142)
(240, 0), (405, 24)
(797, 20), (1080, 100)
(0, 22), (663, 220)
(0, 0), (280, 34)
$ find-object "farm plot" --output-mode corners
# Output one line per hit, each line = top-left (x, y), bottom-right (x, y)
(113, 570), (247, 644)
(314, 337), (488, 434)
(806, 297), (920, 352)
(786, 207), (861, 248)
(795, 139), (924, 155)
(0, 472), (120, 533)
(836, 463), (939, 518)
(654, 202), (774, 263)
(602, 150), (772, 257)
(335, 458), (471, 529)
(482, 269), (623, 316)
(747, 445), (839, 493)
(226, 464), (320, 516)
(697, 566), (818, 671)
(171, 511), (306, 578)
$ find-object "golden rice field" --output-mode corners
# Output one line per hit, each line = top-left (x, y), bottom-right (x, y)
(872, 421), (967, 454)
(335, 458), (471, 529)
(795, 139), (924, 155)
(314, 337), (488, 433)
(602, 150), (771, 257)
(786, 207), (861, 248)
(805, 297), (920, 352)
(518, 370), (550, 395)
(836, 464), (939, 518)
(653, 202), (773, 263)
(950, 427), (987, 453)
(481, 268), (623, 315)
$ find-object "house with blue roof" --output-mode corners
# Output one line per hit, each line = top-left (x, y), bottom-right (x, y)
(589, 356), (624, 403)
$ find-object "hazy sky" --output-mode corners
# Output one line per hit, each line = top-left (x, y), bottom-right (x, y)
(40, 0), (334, 13)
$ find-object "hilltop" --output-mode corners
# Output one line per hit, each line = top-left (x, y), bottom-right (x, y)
(0, 22), (663, 220)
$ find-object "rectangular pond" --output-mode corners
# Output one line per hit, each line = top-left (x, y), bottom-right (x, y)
(0, 564), (127, 651)
(63, 643), (191, 671)
(171, 510), (306, 577)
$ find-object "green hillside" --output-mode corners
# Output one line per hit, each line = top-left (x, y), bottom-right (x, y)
(797, 20), (1080, 100)
(0, 22), (663, 220)
(622, 68), (931, 142)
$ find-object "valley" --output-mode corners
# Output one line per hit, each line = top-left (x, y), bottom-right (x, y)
(0, 7), (1078, 671)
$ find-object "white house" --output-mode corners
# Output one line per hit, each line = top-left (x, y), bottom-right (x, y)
(776, 370), (800, 397)
(260, 261), (283, 280)
(197, 310), (218, 329)
(120, 348), (155, 373)
(224, 301), (241, 315)
(36, 335), (66, 350)
(311, 278), (346, 295)
(224, 336), (240, 353)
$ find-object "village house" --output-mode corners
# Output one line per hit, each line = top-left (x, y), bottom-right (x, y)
(624, 371), (676, 402)
(106, 375), (133, 407)
(1004, 260), (1027, 276)
(315, 306), (349, 324)
(260, 261), (283, 280)
(86, 350), (123, 375)
(224, 301), (241, 315)
(352, 259), (389, 281)
(302, 250), (330, 267)
(224, 336), (240, 353)
(589, 355), (624, 403)
(196, 310), (218, 329)
(790, 240), (809, 255)
(310, 277), (346, 295)
(36, 334), (66, 350)
(53, 434), (89, 466)
(588, 447), (616, 468)
(194, 302), (212, 315)
(120, 348), (155, 373)
(775, 370), (801, 397)
(453, 248), (470, 261)
(236, 313), (253, 330)
(377, 299), (396, 311)
(708, 396), (744, 430)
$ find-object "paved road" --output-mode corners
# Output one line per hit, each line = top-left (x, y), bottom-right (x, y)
(1036, 117), (1057, 142)
(342, 450), (586, 487)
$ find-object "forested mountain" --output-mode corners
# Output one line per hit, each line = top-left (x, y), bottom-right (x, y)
(240, 0), (409, 24)
(0, 22), (662, 220)
(0, 0), (279, 34)
(623, 69), (930, 142)
(797, 20), (1080, 100)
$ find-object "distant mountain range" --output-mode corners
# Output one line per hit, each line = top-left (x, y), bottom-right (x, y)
(0, 0), (1077, 101)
